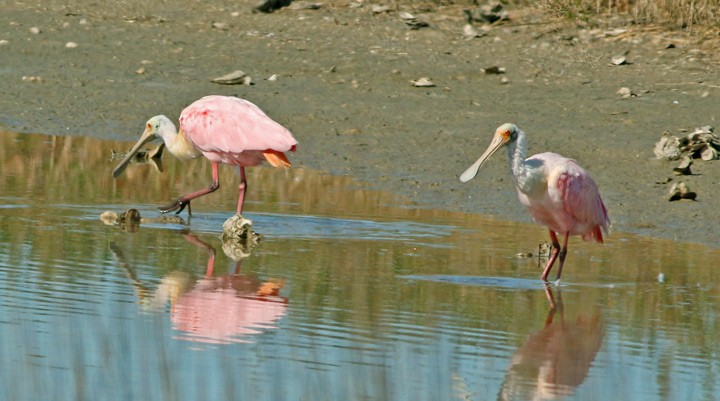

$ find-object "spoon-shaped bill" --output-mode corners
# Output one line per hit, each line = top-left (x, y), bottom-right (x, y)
(459, 133), (508, 182)
(112, 129), (156, 178)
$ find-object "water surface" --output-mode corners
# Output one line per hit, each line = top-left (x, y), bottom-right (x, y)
(0, 131), (718, 400)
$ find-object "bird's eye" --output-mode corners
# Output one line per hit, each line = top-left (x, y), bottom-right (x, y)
(508, 130), (516, 140)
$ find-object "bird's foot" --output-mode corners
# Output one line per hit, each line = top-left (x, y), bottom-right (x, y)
(159, 199), (191, 216)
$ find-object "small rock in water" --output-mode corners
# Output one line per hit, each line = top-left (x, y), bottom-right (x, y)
(100, 211), (118, 226)
(100, 208), (186, 231)
(221, 214), (261, 260)
(221, 214), (259, 242)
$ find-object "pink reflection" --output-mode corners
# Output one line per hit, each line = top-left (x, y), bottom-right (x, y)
(169, 234), (287, 345)
(110, 233), (287, 346)
(499, 287), (604, 400)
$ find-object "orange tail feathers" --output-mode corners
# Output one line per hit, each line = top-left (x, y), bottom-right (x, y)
(263, 150), (292, 168)
(582, 226), (604, 243)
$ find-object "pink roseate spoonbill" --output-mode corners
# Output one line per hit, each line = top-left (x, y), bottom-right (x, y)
(460, 123), (609, 282)
(112, 95), (298, 215)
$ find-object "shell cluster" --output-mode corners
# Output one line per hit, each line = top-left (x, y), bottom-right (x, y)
(654, 126), (718, 161)
(653, 126), (716, 202)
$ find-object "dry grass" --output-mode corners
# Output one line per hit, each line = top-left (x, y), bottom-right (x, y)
(515, 0), (720, 28)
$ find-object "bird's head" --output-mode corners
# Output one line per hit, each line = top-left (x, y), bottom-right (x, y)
(459, 123), (518, 183)
(112, 115), (174, 178)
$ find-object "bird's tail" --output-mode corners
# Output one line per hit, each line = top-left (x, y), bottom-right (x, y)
(582, 226), (604, 243)
(263, 150), (292, 168)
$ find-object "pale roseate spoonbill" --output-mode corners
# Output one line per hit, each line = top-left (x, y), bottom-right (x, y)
(113, 95), (297, 215)
(460, 123), (609, 282)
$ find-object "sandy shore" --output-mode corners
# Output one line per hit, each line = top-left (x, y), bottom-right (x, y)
(1, 0), (719, 247)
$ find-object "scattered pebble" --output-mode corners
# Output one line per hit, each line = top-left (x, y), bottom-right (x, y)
(610, 55), (628, 65)
(617, 87), (636, 98)
(65, 41), (79, 48)
(212, 22), (228, 30)
(135, 67), (146, 74)
(482, 65), (505, 74)
(462, 24), (487, 39)
(371, 5), (391, 14)
(499, 76), (509, 84)
(463, 2), (509, 24)
(672, 156), (692, 175)
(267, 73), (278, 81)
(399, 12), (429, 29)
(0, 39), (8, 46)
(211, 70), (253, 85)
(668, 181), (697, 201)
(22, 76), (43, 83)
(30, 26), (41, 34)
(288, 1), (323, 10)
(657, 272), (665, 283)
(411, 77), (435, 87)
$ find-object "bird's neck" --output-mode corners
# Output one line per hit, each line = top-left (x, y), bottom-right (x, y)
(160, 125), (202, 160)
(506, 128), (534, 193)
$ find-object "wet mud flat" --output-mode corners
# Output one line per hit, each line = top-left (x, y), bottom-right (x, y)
(0, 131), (718, 400)
(0, 1), (719, 247)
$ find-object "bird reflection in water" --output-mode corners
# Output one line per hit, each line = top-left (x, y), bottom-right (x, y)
(498, 287), (604, 401)
(109, 232), (287, 345)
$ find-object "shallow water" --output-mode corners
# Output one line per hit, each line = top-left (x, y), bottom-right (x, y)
(0, 131), (718, 400)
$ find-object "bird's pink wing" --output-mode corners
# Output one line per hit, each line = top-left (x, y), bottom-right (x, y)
(179, 95), (297, 155)
(557, 161), (610, 239)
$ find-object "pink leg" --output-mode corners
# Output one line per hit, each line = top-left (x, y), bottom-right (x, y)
(183, 234), (216, 277)
(160, 162), (221, 215)
(236, 166), (247, 214)
(540, 230), (561, 282)
(554, 233), (570, 281)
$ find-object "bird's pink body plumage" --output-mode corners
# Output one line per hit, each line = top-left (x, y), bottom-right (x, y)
(180, 96), (297, 167)
(460, 123), (609, 281)
(112, 95), (297, 215)
(517, 152), (608, 243)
